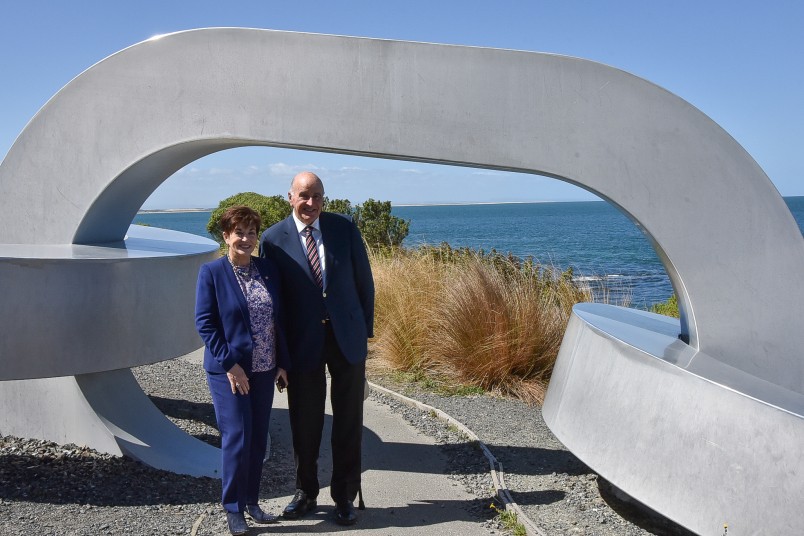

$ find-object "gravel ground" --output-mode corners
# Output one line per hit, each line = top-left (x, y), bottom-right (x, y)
(366, 371), (695, 536)
(0, 356), (693, 535)
(0, 357), (295, 536)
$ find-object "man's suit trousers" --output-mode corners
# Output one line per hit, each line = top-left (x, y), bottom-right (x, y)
(287, 324), (365, 503)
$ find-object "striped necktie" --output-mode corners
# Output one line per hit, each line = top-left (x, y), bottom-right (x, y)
(304, 226), (323, 288)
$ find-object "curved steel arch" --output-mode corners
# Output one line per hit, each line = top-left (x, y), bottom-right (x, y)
(0, 29), (801, 534)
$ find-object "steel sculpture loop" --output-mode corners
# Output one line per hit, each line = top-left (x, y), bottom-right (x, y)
(0, 29), (801, 533)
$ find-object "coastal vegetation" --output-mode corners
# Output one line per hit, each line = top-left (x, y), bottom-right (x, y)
(206, 192), (290, 244)
(370, 244), (590, 404)
(206, 192), (409, 249)
(650, 293), (679, 317)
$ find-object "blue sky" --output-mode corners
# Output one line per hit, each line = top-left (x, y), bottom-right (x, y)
(1, 1), (801, 209)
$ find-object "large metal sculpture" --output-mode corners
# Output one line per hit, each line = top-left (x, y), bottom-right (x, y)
(0, 29), (800, 534)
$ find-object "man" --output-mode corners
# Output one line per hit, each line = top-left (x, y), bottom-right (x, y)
(260, 171), (374, 526)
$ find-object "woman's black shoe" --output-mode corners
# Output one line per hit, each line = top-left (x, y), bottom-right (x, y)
(245, 504), (279, 524)
(226, 511), (249, 535)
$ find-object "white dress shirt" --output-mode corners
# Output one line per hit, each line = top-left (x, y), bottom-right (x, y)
(292, 212), (327, 289)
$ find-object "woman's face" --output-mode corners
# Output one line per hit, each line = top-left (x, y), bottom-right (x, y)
(223, 223), (258, 259)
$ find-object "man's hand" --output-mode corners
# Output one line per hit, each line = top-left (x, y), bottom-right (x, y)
(276, 368), (289, 392)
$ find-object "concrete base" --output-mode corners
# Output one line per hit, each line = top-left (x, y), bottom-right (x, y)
(543, 303), (804, 536)
(0, 368), (220, 478)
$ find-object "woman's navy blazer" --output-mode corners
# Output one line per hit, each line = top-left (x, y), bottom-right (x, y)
(195, 255), (290, 375)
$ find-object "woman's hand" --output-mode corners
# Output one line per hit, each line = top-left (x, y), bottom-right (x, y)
(227, 363), (249, 395)
(275, 368), (289, 392)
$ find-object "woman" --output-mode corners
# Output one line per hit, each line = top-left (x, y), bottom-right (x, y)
(195, 205), (290, 535)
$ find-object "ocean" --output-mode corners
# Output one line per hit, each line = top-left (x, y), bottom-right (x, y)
(134, 196), (804, 309)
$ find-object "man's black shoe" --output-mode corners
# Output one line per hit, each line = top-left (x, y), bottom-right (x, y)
(226, 511), (249, 535)
(245, 504), (279, 524)
(334, 500), (357, 526)
(282, 489), (317, 519)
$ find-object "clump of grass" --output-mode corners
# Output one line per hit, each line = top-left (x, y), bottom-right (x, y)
(371, 250), (444, 374)
(490, 501), (527, 536)
(429, 253), (586, 404)
(370, 244), (592, 405)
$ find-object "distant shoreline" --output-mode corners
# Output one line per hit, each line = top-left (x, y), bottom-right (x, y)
(137, 208), (213, 214)
(394, 200), (583, 207)
(137, 196), (803, 213)
(138, 200), (605, 213)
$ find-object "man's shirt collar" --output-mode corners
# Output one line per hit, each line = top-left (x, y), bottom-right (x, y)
(291, 212), (321, 234)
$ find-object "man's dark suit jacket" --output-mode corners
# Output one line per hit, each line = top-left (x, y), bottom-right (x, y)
(195, 255), (290, 374)
(260, 212), (374, 372)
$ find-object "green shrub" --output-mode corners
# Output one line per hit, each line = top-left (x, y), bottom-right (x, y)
(206, 192), (290, 245)
(354, 199), (410, 249)
(651, 294), (679, 318)
(207, 193), (409, 251)
(323, 197), (353, 215)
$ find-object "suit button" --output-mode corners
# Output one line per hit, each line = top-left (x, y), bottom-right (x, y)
(322, 292), (327, 298)
(321, 319), (327, 324)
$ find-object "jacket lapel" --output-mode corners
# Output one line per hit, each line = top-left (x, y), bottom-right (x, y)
(221, 256), (250, 323)
(320, 214), (338, 289)
(281, 216), (318, 286)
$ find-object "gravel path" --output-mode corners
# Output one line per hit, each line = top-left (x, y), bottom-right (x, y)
(0, 356), (693, 535)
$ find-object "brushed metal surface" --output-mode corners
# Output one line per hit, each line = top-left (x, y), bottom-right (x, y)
(543, 304), (804, 535)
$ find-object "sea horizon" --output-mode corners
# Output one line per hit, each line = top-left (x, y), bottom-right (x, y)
(138, 195), (802, 213)
(137, 199), (603, 214)
(137, 200), (565, 213)
(137, 207), (214, 214)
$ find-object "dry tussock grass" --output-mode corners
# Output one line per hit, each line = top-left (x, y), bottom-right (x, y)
(371, 251), (442, 373)
(370, 247), (592, 404)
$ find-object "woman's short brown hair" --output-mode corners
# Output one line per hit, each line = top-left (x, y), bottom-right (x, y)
(219, 206), (261, 234)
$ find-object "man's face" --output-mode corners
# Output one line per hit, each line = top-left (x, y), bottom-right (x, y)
(289, 174), (324, 226)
